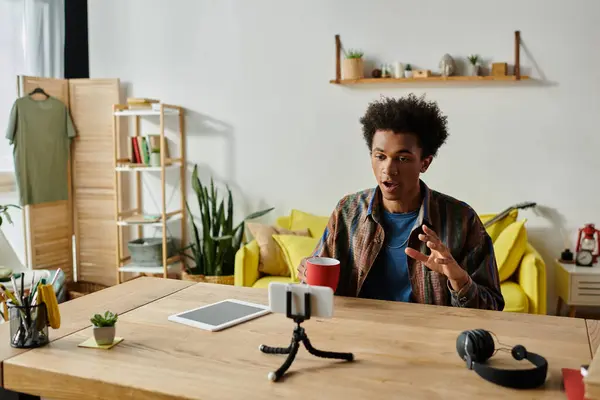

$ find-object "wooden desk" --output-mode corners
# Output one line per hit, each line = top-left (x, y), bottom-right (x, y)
(0, 276), (194, 387)
(2, 282), (591, 399)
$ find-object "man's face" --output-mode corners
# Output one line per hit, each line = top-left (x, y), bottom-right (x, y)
(370, 130), (432, 201)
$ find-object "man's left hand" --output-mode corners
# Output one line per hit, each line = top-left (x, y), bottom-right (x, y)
(405, 225), (469, 292)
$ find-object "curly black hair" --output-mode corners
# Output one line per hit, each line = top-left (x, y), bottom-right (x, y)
(359, 93), (449, 159)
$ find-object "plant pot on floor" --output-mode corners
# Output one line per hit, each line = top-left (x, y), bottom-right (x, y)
(181, 270), (234, 285)
(342, 58), (364, 80)
(94, 326), (116, 345)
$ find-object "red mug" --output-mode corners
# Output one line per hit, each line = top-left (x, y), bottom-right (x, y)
(305, 257), (340, 292)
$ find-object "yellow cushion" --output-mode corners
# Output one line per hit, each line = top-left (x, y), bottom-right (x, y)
(252, 275), (294, 289)
(246, 222), (309, 277)
(272, 234), (320, 281)
(276, 216), (291, 230)
(494, 219), (527, 282)
(479, 209), (518, 243)
(500, 281), (529, 313)
(518, 244), (547, 315)
(289, 209), (329, 238)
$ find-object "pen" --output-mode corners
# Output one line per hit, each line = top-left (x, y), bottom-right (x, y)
(20, 273), (24, 305)
(0, 283), (21, 306)
(31, 278), (46, 307)
(29, 278), (42, 304)
(30, 272), (34, 298)
(10, 274), (21, 304)
(50, 268), (61, 286)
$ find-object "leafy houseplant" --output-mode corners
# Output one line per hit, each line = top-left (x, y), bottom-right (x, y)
(404, 64), (413, 78)
(342, 48), (364, 80)
(467, 54), (480, 76)
(0, 204), (20, 227)
(91, 311), (118, 345)
(181, 165), (274, 284)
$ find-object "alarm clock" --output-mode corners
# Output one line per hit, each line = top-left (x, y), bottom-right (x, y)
(576, 249), (594, 267)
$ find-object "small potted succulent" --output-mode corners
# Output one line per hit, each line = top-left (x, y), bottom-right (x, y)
(91, 311), (118, 345)
(467, 54), (480, 76)
(404, 64), (413, 78)
(342, 49), (364, 80)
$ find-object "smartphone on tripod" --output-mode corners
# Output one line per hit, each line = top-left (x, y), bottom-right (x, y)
(268, 282), (334, 319)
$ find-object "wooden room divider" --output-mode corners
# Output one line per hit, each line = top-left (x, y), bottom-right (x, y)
(17, 75), (121, 287)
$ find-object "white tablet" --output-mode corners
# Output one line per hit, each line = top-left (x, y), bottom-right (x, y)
(167, 299), (270, 331)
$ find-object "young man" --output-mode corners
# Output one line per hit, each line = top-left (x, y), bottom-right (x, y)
(300, 94), (504, 311)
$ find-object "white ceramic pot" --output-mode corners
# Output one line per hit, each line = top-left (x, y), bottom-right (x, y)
(404, 70), (413, 78)
(468, 64), (479, 76)
(94, 326), (116, 345)
(393, 62), (403, 78)
(150, 152), (161, 167)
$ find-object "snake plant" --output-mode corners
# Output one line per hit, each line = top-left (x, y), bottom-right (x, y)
(183, 165), (273, 276)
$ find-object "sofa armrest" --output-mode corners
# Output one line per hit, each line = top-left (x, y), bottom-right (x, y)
(234, 240), (261, 287)
(517, 243), (547, 315)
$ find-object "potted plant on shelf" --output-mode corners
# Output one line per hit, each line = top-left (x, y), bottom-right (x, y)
(181, 165), (274, 285)
(467, 54), (480, 76)
(149, 148), (161, 167)
(91, 311), (118, 345)
(342, 49), (364, 80)
(404, 64), (413, 78)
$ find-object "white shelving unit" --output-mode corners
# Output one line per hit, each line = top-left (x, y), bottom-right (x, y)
(116, 213), (183, 227)
(112, 103), (186, 283)
(114, 108), (181, 117)
(115, 163), (181, 172)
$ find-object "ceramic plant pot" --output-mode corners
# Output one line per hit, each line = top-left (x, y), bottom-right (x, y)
(149, 152), (161, 167)
(468, 64), (480, 76)
(94, 326), (116, 345)
(342, 58), (364, 80)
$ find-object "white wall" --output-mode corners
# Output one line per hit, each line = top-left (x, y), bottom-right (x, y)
(88, 0), (600, 313)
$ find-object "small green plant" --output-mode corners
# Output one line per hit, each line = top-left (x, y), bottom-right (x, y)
(0, 204), (20, 227)
(405, 64), (412, 71)
(344, 49), (364, 59)
(90, 311), (118, 327)
(468, 54), (479, 65)
(151, 148), (161, 154)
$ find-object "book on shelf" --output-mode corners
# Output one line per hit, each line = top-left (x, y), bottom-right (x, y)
(126, 134), (170, 166)
(126, 97), (161, 110)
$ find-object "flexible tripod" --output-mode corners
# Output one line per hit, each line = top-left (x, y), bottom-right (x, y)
(259, 290), (354, 382)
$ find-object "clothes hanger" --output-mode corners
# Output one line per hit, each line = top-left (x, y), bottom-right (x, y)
(28, 87), (50, 98)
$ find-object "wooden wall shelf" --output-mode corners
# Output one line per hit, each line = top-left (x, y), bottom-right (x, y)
(330, 75), (530, 85)
(331, 31), (527, 85)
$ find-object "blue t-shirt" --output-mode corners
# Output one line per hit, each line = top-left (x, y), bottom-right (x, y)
(359, 209), (418, 302)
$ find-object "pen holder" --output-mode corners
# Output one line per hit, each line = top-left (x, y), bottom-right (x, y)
(8, 302), (49, 349)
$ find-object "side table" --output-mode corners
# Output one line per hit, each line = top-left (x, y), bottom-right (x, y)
(556, 260), (600, 317)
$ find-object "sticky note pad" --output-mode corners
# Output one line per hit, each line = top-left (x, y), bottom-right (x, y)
(78, 337), (123, 350)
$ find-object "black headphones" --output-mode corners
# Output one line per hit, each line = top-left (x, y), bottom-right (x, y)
(456, 329), (548, 389)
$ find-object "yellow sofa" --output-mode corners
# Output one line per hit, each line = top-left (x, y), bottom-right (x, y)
(234, 210), (547, 315)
